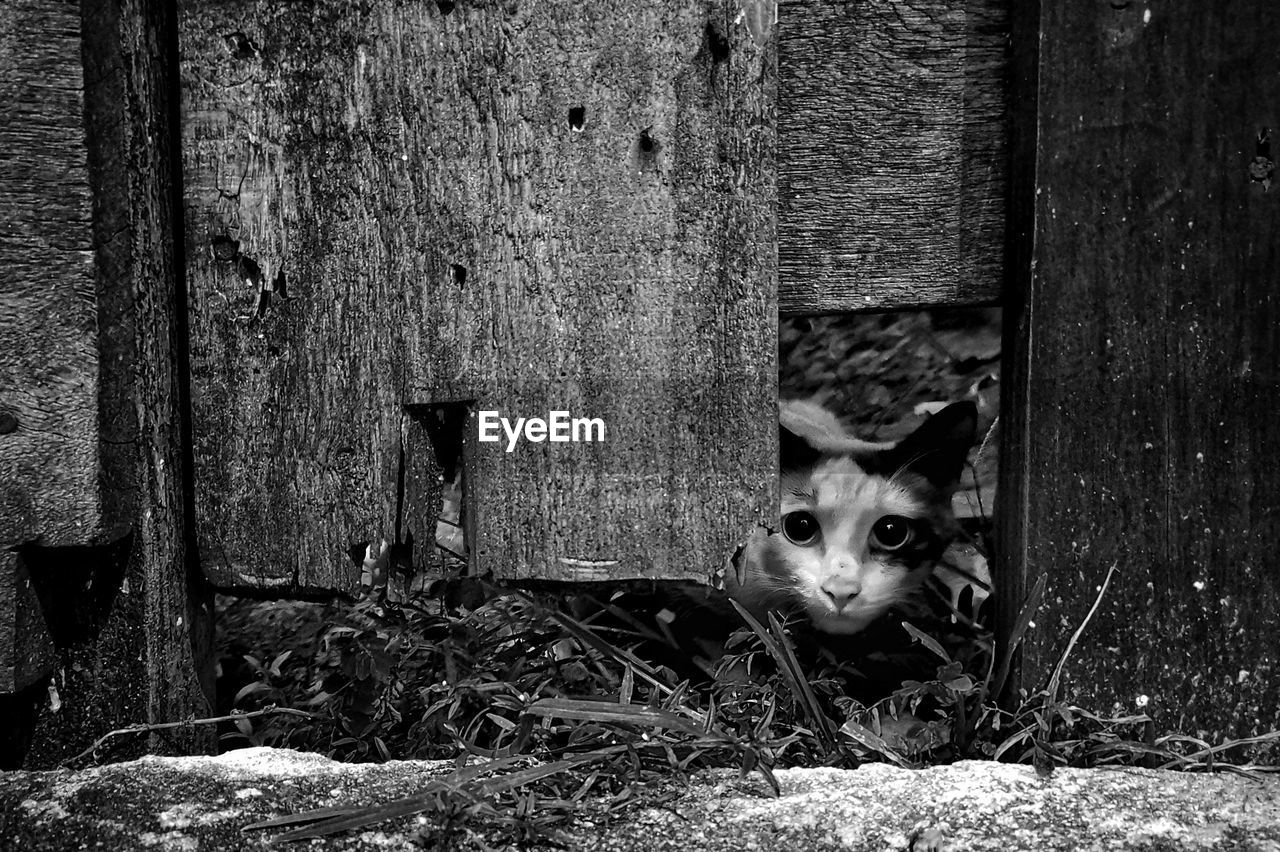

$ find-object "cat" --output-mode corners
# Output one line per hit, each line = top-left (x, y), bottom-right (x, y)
(726, 398), (977, 635)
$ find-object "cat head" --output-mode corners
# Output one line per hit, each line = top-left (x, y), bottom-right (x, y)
(761, 402), (977, 635)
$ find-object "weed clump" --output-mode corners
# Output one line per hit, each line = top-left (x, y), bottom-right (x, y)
(207, 571), (1277, 847)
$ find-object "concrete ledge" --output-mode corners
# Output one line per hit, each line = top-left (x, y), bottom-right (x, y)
(2, 748), (1278, 850)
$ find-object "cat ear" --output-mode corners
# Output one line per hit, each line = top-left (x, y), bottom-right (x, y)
(779, 424), (822, 471)
(893, 401), (978, 487)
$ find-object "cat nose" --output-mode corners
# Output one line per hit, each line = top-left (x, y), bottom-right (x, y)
(821, 577), (862, 610)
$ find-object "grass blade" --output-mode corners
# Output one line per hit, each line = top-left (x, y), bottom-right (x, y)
(527, 595), (733, 739)
(766, 612), (839, 753)
(524, 697), (707, 738)
(244, 754), (526, 832)
(838, 717), (910, 767)
(533, 598), (676, 698)
(727, 600), (838, 754)
(901, 622), (951, 663)
(266, 748), (624, 843)
(1044, 563), (1117, 712)
(992, 724), (1036, 762)
(991, 572), (1048, 701)
(620, 663), (635, 705)
(1158, 730), (1280, 769)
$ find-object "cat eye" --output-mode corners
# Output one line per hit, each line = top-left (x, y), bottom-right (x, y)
(870, 515), (914, 551)
(781, 511), (821, 546)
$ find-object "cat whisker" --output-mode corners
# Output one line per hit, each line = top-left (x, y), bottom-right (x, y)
(885, 449), (943, 491)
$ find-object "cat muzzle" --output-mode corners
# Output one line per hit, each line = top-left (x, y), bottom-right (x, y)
(820, 577), (862, 611)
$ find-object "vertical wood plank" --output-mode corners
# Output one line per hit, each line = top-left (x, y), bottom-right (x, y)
(401, 6), (778, 583)
(778, 0), (1007, 313)
(180, 1), (442, 590)
(181, 1), (777, 591)
(0, 0), (102, 548)
(101, 0), (215, 752)
(991, 0), (1040, 707)
(1000, 1), (1280, 742)
(0, 0), (211, 760)
(0, 0), (100, 694)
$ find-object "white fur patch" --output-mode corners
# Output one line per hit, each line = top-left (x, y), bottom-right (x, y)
(779, 399), (894, 454)
(773, 458), (936, 633)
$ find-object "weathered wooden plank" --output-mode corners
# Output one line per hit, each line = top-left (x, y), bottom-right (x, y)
(181, 0), (777, 590)
(777, 0), (1006, 313)
(0, 0), (210, 756)
(0, 0), (102, 550)
(10, 0), (212, 763)
(990, 0), (1038, 705)
(93, 0), (215, 751)
(0, 0), (101, 695)
(999, 2), (1280, 743)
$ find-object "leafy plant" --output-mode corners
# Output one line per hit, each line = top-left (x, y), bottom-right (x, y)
(217, 565), (1277, 847)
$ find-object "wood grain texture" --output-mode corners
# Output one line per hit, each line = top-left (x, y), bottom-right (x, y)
(991, 0), (1038, 703)
(181, 0), (777, 590)
(0, 0), (100, 695)
(777, 0), (1006, 313)
(96, 0), (214, 749)
(0, 0), (102, 550)
(15, 0), (212, 758)
(1000, 2), (1280, 745)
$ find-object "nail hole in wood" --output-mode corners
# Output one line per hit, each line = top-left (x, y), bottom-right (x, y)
(223, 32), (260, 60)
(568, 106), (586, 132)
(639, 128), (658, 154)
(210, 234), (240, 262)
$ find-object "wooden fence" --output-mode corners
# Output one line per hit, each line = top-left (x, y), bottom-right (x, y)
(1, 0), (1276, 765)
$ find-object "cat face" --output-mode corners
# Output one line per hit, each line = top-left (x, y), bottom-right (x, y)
(737, 402), (976, 635)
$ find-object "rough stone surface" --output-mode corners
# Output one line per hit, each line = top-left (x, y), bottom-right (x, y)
(1, 748), (1278, 851)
